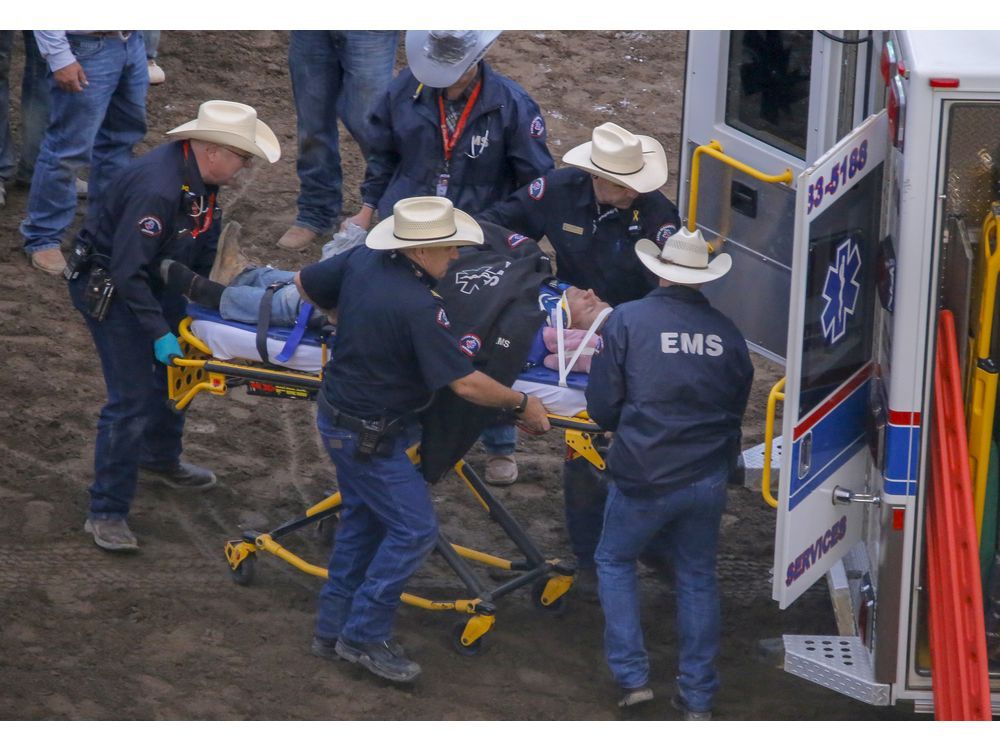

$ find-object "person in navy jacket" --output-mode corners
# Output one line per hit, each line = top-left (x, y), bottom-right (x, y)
(344, 31), (553, 233)
(586, 227), (753, 718)
(344, 30), (554, 488)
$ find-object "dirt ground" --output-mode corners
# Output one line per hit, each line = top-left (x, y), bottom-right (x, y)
(0, 31), (919, 721)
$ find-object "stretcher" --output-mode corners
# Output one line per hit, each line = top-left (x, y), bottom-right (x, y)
(169, 304), (605, 653)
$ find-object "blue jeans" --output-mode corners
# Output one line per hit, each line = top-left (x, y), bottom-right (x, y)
(0, 31), (50, 184)
(314, 409), (437, 643)
(141, 31), (160, 59)
(481, 423), (517, 457)
(21, 32), (147, 254)
(595, 470), (729, 712)
(218, 267), (302, 326)
(69, 277), (186, 519)
(288, 30), (398, 233)
(563, 454), (609, 569)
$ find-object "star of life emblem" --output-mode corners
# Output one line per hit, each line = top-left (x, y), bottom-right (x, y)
(820, 237), (862, 345)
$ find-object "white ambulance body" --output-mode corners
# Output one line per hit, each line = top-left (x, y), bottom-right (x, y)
(679, 31), (1000, 711)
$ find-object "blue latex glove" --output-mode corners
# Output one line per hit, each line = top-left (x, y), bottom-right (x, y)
(153, 332), (183, 365)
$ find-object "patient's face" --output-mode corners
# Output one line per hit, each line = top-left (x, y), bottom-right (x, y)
(566, 286), (610, 329)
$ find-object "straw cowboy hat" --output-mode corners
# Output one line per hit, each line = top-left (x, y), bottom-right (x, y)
(166, 100), (280, 164)
(366, 196), (484, 251)
(405, 30), (502, 88)
(635, 227), (732, 285)
(563, 122), (668, 194)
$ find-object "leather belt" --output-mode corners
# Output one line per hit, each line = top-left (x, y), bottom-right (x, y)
(317, 391), (402, 436)
(77, 32), (133, 40)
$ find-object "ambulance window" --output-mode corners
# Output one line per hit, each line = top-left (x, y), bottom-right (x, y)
(725, 31), (812, 159)
(798, 163), (884, 416)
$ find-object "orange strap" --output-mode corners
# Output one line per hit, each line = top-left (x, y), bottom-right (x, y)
(438, 79), (483, 164)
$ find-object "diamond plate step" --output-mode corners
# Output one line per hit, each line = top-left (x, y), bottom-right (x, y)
(784, 634), (890, 705)
(740, 436), (782, 491)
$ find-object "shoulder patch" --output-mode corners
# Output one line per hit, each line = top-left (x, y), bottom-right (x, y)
(459, 334), (482, 358)
(436, 307), (451, 329)
(507, 233), (529, 248)
(138, 215), (163, 238)
(529, 177), (546, 201)
(529, 115), (545, 139)
(655, 223), (678, 246)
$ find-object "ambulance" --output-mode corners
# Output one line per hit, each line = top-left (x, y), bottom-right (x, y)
(678, 31), (1000, 713)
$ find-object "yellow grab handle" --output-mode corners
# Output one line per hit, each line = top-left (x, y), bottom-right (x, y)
(688, 140), (794, 235)
(762, 377), (786, 509)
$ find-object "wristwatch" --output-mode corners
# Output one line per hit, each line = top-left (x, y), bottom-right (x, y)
(512, 391), (528, 414)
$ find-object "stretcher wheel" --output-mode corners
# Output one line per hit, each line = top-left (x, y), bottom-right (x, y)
(449, 622), (485, 657)
(532, 578), (568, 614)
(230, 554), (256, 586)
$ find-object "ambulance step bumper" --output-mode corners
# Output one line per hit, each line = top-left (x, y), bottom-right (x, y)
(784, 635), (890, 705)
(740, 436), (781, 490)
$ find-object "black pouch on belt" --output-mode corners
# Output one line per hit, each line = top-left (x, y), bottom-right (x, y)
(84, 267), (116, 321)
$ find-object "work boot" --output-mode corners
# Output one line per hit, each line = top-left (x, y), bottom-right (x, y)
(147, 59), (165, 85)
(334, 637), (421, 683)
(277, 225), (318, 251)
(209, 221), (252, 285)
(30, 247), (67, 275)
(0, 181), (6, 208)
(84, 517), (139, 552)
(310, 636), (342, 661)
(139, 462), (217, 491)
(617, 685), (654, 710)
(484, 455), (518, 486)
(670, 693), (712, 721)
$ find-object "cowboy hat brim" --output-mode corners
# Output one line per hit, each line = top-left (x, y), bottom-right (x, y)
(635, 238), (732, 285)
(366, 206), (485, 251)
(166, 119), (281, 164)
(563, 134), (668, 194)
(405, 30), (501, 88)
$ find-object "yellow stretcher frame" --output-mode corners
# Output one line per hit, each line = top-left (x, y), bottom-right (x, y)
(169, 317), (602, 653)
(967, 203), (1000, 540)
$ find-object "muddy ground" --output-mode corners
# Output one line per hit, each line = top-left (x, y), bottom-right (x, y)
(0, 31), (918, 720)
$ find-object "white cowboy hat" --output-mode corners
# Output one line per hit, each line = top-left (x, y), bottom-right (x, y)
(366, 196), (484, 251)
(405, 30), (501, 88)
(635, 227), (732, 285)
(166, 100), (280, 164)
(563, 122), (668, 194)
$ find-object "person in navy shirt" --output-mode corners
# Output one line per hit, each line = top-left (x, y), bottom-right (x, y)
(68, 100), (280, 553)
(482, 122), (682, 588)
(586, 227), (753, 718)
(296, 196), (549, 684)
(344, 30), (555, 488)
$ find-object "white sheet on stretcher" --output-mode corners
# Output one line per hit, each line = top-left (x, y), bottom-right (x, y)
(190, 316), (588, 417)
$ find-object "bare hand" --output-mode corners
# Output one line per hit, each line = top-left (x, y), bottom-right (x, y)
(53, 62), (88, 93)
(340, 207), (374, 232)
(516, 395), (551, 434)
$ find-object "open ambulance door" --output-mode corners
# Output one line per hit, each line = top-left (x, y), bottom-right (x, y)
(773, 111), (889, 609)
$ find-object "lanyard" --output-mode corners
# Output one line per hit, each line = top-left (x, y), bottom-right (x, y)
(190, 193), (216, 238)
(438, 79), (483, 165)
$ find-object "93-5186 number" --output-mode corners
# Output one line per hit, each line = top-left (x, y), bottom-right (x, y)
(807, 139), (868, 214)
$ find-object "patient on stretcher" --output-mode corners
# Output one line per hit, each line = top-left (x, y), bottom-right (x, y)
(163, 221), (612, 378)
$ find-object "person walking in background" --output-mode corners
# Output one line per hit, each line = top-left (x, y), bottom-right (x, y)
(276, 30), (399, 252)
(21, 31), (148, 275)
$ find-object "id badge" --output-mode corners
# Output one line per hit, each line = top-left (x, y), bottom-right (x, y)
(436, 173), (450, 197)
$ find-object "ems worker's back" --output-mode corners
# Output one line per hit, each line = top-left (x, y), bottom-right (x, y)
(585, 285), (754, 499)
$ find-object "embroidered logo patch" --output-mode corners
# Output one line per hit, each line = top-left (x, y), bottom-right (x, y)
(138, 215), (163, 237)
(459, 334), (482, 358)
(529, 116), (545, 138)
(529, 177), (545, 201)
(507, 233), (529, 248)
(436, 307), (451, 328)
(655, 223), (677, 245)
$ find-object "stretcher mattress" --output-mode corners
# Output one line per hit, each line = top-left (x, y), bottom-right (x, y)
(186, 305), (589, 416)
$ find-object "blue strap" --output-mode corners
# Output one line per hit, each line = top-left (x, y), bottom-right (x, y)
(274, 302), (314, 363)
